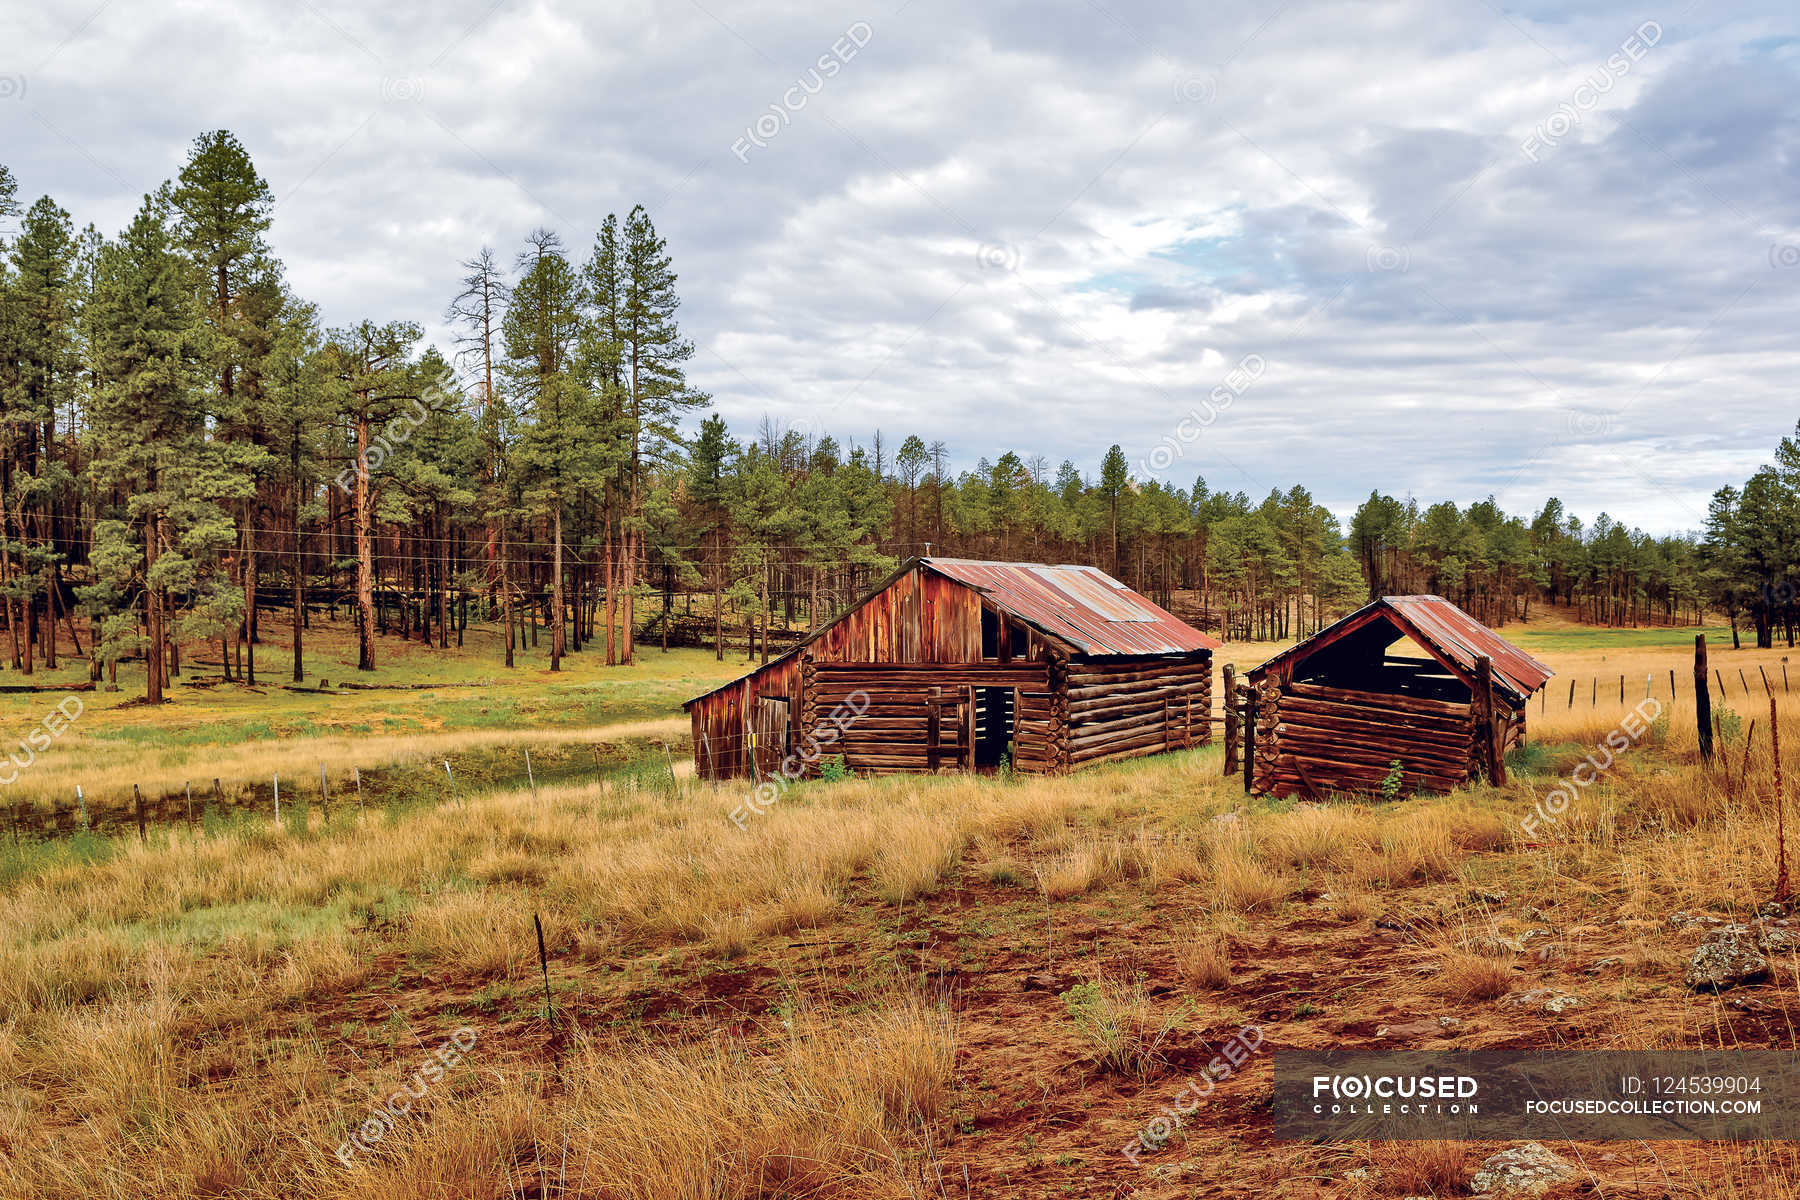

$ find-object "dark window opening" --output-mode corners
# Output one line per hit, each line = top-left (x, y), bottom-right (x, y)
(1009, 622), (1028, 659)
(981, 607), (999, 659)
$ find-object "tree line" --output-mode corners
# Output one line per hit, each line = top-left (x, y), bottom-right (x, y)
(1701, 425), (1800, 649)
(0, 132), (1775, 702)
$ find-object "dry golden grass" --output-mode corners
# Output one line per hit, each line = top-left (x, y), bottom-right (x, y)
(1174, 929), (1233, 990)
(1363, 1139), (1470, 1194)
(1435, 950), (1516, 1001)
(12, 619), (1800, 1197)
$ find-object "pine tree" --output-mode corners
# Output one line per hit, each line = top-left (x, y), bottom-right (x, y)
(503, 230), (587, 671)
(446, 246), (511, 640)
(325, 319), (423, 670)
(6, 195), (79, 671)
(172, 130), (277, 683)
(619, 205), (705, 665)
(86, 189), (207, 703)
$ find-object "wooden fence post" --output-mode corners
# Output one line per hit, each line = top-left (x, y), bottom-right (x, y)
(319, 761), (330, 822)
(525, 747), (538, 800)
(185, 781), (194, 830)
(272, 774), (280, 827)
(927, 687), (941, 773)
(134, 784), (146, 841)
(1241, 687), (1256, 794)
(1476, 656), (1504, 785)
(1222, 664), (1239, 776)
(75, 785), (88, 833)
(1773, 693), (1789, 903)
(1696, 635), (1713, 763)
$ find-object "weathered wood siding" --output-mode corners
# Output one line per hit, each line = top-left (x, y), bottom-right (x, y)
(689, 563), (1214, 781)
(1065, 652), (1213, 768)
(690, 657), (801, 782)
(807, 661), (1051, 775)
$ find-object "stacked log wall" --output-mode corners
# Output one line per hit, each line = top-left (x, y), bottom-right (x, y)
(1064, 652), (1212, 768)
(1250, 677), (1481, 798)
(806, 662), (1050, 776)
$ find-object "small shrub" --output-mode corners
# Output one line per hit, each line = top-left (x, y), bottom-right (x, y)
(1379, 759), (1405, 803)
(820, 755), (852, 782)
(1060, 977), (1180, 1080)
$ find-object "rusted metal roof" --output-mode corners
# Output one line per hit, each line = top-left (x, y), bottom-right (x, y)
(1250, 595), (1553, 706)
(922, 558), (1221, 657)
(683, 557), (1220, 708)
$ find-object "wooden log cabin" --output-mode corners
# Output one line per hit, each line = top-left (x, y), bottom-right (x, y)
(684, 557), (1219, 781)
(1243, 595), (1552, 799)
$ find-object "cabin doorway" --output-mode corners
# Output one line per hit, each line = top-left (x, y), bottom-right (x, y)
(973, 687), (1015, 769)
(751, 697), (790, 779)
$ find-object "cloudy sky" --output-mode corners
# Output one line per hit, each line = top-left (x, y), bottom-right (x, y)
(4, 0), (1797, 534)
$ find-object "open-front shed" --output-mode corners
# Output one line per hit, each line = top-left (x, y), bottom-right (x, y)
(685, 557), (1219, 781)
(1243, 595), (1552, 799)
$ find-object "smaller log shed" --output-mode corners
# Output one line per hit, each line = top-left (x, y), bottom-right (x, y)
(1244, 595), (1553, 800)
(684, 557), (1220, 781)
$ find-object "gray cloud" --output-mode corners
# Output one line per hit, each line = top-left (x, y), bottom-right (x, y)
(3, 0), (1799, 534)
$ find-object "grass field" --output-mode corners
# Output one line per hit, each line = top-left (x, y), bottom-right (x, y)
(4, 612), (1800, 1198)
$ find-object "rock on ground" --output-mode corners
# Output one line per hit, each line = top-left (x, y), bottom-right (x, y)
(1499, 988), (1583, 1014)
(1471, 1143), (1578, 1196)
(1686, 924), (1772, 991)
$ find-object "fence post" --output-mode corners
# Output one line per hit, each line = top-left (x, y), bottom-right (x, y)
(1242, 687), (1256, 794)
(443, 759), (458, 805)
(75, 785), (88, 833)
(273, 773), (280, 827)
(319, 761), (331, 822)
(185, 781), (194, 830)
(1773, 693), (1789, 903)
(1476, 656), (1504, 785)
(1696, 635), (1713, 763)
(353, 766), (362, 812)
(134, 784), (146, 841)
(211, 777), (222, 823)
(1222, 664), (1239, 776)
(525, 747), (537, 801)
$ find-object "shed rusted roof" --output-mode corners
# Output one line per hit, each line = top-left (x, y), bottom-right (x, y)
(922, 558), (1221, 656)
(683, 558), (1218, 709)
(1249, 594), (1553, 706)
